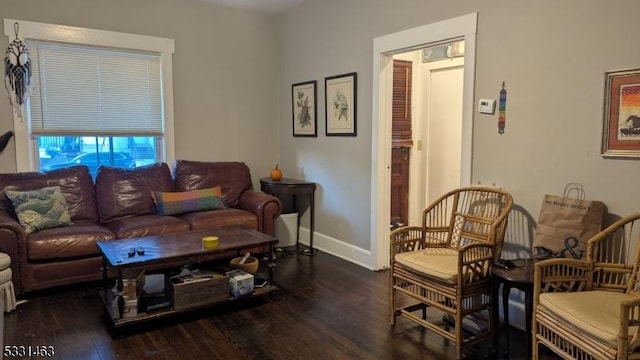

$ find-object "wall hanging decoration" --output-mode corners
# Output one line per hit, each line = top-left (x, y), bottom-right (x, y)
(292, 80), (317, 137)
(498, 81), (507, 134)
(0, 131), (13, 152)
(325, 72), (357, 136)
(4, 22), (31, 120)
(601, 68), (640, 158)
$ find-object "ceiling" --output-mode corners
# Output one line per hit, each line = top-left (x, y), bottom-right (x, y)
(199, 0), (310, 13)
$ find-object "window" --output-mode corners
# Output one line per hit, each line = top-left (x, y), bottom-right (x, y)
(39, 136), (155, 178)
(3, 19), (175, 174)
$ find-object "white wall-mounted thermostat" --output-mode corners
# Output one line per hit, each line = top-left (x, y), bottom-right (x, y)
(478, 98), (496, 114)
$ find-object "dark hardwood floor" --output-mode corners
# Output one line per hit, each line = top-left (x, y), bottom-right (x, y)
(6, 250), (553, 359)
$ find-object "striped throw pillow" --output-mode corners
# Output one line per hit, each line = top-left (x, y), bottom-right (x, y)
(152, 186), (226, 216)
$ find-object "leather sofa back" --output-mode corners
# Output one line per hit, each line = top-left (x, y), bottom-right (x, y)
(174, 160), (252, 208)
(95, 163), (174, 223)
(0, 166), (98, 222)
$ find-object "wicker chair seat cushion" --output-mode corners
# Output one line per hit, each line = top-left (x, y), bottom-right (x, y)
(395, 248), (458, 284)
(540, 290), (638, 347)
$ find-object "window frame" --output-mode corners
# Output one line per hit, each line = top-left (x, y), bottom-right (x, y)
(3, 18), (176, 172)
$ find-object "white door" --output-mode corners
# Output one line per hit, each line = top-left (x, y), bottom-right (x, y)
(423, 59), (464, 204)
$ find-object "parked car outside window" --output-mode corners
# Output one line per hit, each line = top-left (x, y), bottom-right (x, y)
(41, 152), (136, 178)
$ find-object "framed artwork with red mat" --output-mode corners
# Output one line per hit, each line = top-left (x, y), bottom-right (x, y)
(602, 68), (640, 158)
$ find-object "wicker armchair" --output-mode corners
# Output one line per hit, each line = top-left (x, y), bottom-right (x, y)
(533, 212), (640, 360)
(390, 187), (513, 359)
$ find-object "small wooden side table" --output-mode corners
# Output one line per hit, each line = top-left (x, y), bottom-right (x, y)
(260, 177), (317, 256)
(492, 258), (535, 359)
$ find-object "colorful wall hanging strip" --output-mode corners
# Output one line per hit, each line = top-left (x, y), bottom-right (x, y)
(498, 82), (507, 134)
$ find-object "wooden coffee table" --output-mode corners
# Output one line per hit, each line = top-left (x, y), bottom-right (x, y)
(97, 225), (278, 329)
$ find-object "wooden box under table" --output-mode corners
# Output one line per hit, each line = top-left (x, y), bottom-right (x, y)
(166, 273), (230, 310)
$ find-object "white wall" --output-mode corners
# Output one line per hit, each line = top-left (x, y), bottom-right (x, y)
(278, 0), (640, 265)
(0, 0), (280, 187)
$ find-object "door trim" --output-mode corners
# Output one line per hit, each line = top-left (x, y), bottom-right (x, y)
(370, 13), (477, 270)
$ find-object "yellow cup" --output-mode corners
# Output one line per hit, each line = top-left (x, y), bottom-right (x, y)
(202, 236), (219, 249)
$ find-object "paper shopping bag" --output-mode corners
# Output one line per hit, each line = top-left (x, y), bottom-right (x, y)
(533, 183), (605, 259)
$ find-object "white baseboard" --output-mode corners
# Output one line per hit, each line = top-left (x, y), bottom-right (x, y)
(297, 227), (375, 270)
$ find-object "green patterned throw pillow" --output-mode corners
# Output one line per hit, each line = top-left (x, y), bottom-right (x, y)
(5, 186), (73, 234)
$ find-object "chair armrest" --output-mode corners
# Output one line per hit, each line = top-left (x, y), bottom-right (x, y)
(0, 211), (24, 294)
(533, 258), (590, 297)
(458, 243), (494, 282)
(390, 226), (424, 257)
(236, 190), (282, 236)
(458, 243), (493, 264)
(622, 297), (640, 352)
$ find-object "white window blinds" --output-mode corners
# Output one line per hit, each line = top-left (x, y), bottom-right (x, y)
(27, 41), (164, 136)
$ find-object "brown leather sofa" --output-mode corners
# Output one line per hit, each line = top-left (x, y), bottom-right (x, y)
(0, 160), (281, 295)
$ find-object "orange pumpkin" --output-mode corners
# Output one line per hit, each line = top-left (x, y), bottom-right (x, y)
(270, 164), (282, 181)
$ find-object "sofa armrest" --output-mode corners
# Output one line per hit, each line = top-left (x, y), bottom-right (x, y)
(0, 211), (24, 294)
(236, 190), (282, 235)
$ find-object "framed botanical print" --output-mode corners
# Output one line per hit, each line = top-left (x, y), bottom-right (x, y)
(325, 72), (357, 136)
(292, 80), (317, 137)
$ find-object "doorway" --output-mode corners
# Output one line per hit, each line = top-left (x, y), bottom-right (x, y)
(391, 49), (464, 228)
(371, 13), (477, 270)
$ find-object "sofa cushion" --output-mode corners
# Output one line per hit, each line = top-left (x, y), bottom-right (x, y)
(180, 208), (258, 231)
(96, 163), (174, 223)
(5, 186), (73, 235)
(101, 214), (190, 239)
(43, 166), (98, 222)
(26, 221), (115, 261)
(173, 160), (252, 208)
(152, 186), (226, 216)
(0, 166), (98, 222)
